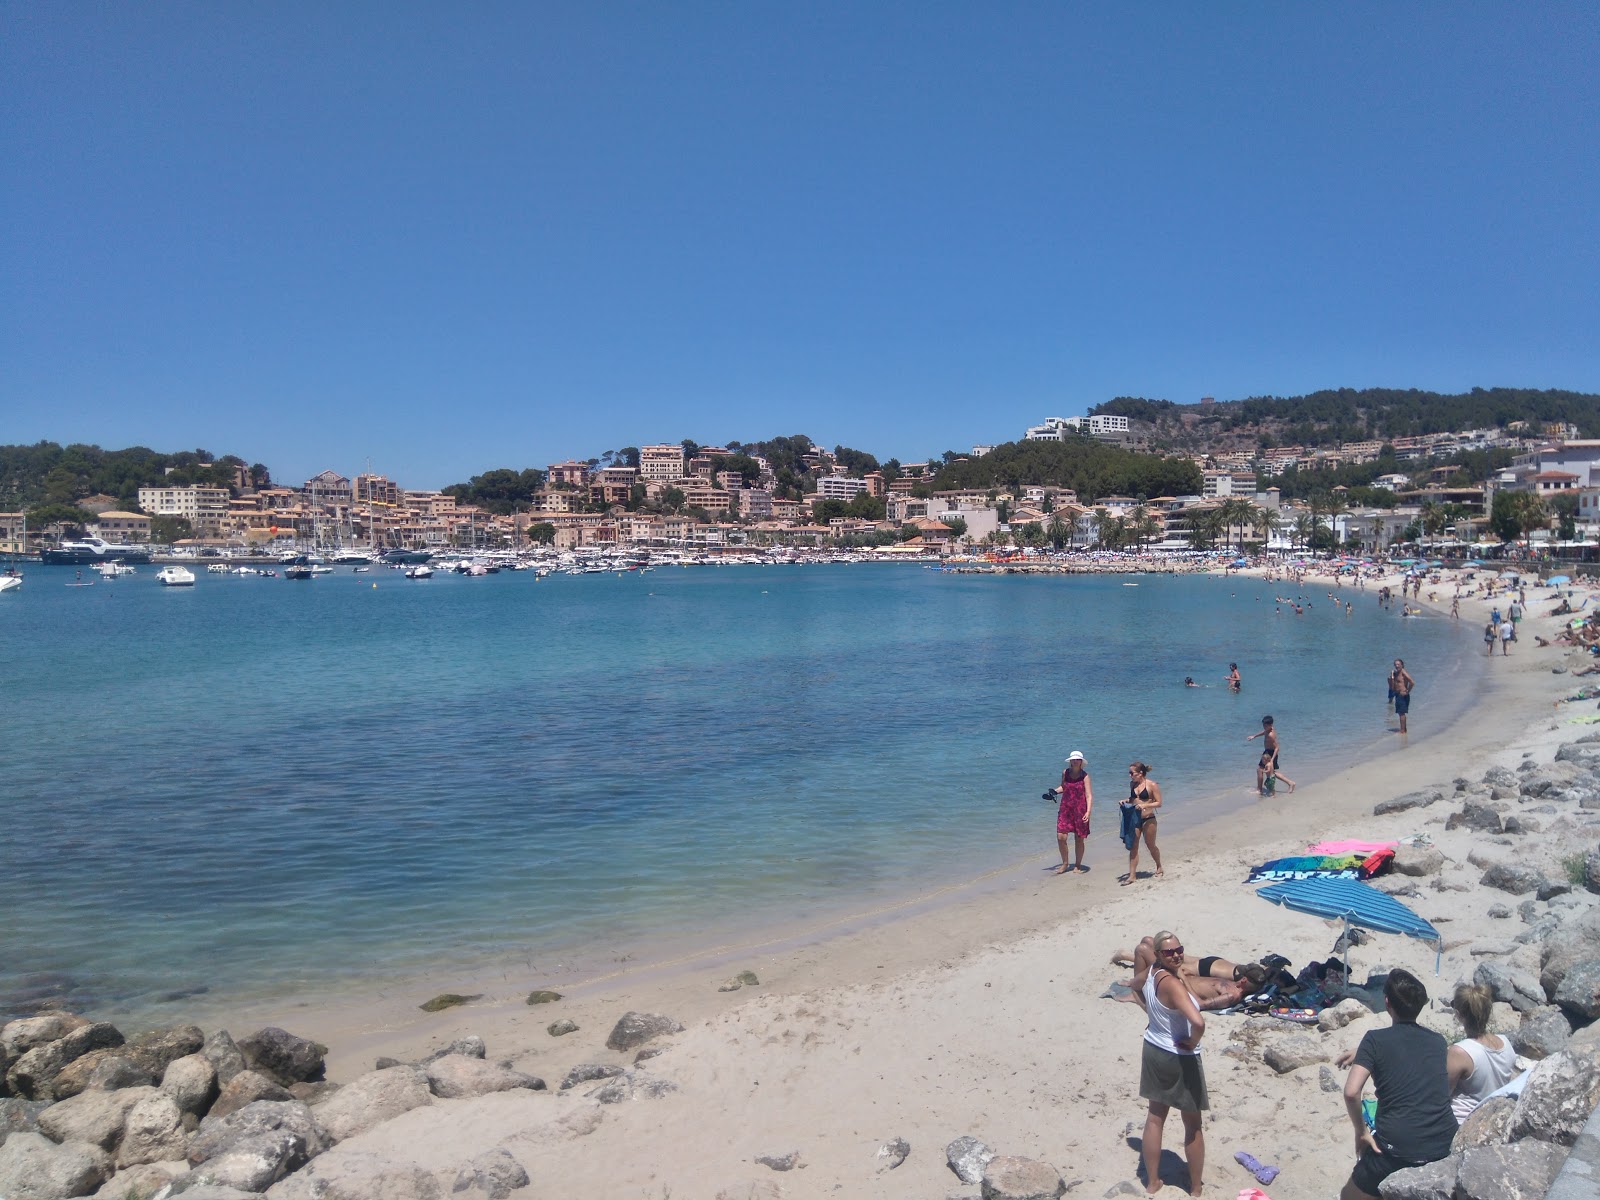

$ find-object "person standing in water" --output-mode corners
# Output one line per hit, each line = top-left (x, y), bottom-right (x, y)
(1247, 715), (1297, 794)
(1389, 659), (1415, 734)
(1226, 663), (1241, 693)
(1045, 750), (1093, 875)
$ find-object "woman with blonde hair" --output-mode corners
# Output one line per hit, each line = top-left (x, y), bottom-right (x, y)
(1446, 983), (1517, 1122)
(1121, 761), (1164, 885)
(1133, 929), (1207, 1194)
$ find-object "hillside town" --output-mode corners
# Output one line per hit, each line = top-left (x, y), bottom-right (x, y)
(5, 409), (1600, 559)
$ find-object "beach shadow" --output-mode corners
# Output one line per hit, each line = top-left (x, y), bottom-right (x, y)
(1125, 1135), (1193, 1192)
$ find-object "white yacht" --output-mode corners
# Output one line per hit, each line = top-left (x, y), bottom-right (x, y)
(156, 565), (196, 587)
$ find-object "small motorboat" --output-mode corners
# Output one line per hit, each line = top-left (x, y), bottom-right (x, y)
(405, 565), (434, 579)
(156, 566), (196, 587)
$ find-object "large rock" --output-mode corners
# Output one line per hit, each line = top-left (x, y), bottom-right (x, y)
(1376, 1157), (1456, 1199)
(1510, 1043), (1600, 1145)
(604, 1012), (684, 1052)
(121, 1026), (205, 1080)
(1483, 765), (1518, 789)
(201, 1031), (249, 1087)
(191, 1101), (331, 1167)
(312, 1066), (431, 1141)
(558, 1063), (625, 1091)
(1, 1096), (51, 1146)
(450, 1147), (529, 1199)
(209, 1071), (293, 1120)
(1376, 790), (1444, 816)
(6, 1023), (126, 1101)
(1454, 1141), (1567, 1199)
(1474, 961), (1547, 1013)
(1448, 803), (1504, 833)
(1513, 1006), (1574, 1060)
(117, 1090), (190, 1168)
(51, 1050), (153, 1100)
(0, 1131), (113, 1200)
(263, 1149), (443, 1200)
(423, 1056), (545, 1100)
(980, 1155), (1066, 1200)
(1553, 959), (1600, 1020)
(1318, 998), (1370, 1032)
(235, 1030), (325, 1088)
(1263, 1035), (1326, 1074)
(95, 1159), (190, 1198)
(163, 1052), (220, 1117)
(1452, 1095), (1516, 1153)
(1391, 845), (1447, 876)
(38, 1084), (155, 1150)
(1481, 862), (1547, 896)
(186, 1130), (309, 1192)
(0, 1013), (90, 1061)
(1540, 906), (1600, 996)
(158, 1187), (269, 1200)
(419, 1037), (486, 1066)
(946, 1136), (996, 1184)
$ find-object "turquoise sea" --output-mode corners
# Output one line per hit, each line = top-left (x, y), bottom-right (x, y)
(1, 563), (1477, 1022)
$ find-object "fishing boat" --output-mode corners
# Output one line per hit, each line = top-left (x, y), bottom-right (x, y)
(156, 565), (196, 587)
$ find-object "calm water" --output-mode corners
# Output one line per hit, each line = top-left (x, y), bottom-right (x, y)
(0, 563), (1475, 1021)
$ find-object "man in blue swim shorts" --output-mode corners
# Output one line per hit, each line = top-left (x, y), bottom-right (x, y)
(1388, 659), (1414, 735)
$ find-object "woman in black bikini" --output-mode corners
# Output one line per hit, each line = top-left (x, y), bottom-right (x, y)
(1123, 761), (1164, 885)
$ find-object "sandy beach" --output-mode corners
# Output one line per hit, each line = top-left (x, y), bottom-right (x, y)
(140, 563), (1578, 1199)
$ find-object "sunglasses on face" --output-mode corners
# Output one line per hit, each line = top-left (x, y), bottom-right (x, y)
(1160, 946), (1184, 957)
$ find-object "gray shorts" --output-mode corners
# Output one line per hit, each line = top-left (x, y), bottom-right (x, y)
(1139, 1041), (1208, 1112)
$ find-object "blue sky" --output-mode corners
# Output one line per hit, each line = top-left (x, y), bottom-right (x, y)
(4, 3), (1596, 489)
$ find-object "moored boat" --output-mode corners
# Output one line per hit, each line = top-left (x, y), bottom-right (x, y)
(41, 537), (154, 565)
(156, 566), (196, 587)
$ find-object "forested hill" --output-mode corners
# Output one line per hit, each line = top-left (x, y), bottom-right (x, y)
(1092, 387), (1600, 449)
(0, 442), (266, 522)
(928, 438), (1201, 501)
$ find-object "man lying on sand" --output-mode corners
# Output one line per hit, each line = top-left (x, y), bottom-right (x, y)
(1113, 938), (1269, 1010)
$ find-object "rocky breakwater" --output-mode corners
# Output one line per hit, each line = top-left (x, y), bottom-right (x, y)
(0, 1007), (693, 1199)
(1239, 734), (1600, 1198)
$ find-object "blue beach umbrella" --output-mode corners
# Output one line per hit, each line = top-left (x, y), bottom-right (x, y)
(1547, 575), (1571, 586)
(1255, 877), (1442, 967)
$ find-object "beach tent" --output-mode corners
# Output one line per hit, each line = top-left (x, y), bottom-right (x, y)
(1255, 877), (1442, 970)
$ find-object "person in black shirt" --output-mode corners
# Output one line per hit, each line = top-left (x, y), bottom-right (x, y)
(1335, 968), (1457, 1199)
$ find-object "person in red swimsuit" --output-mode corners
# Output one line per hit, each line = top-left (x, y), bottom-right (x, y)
(1045, 750), (1094, 875)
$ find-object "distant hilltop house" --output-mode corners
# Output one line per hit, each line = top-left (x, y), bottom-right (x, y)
(1024, 415), (1129, 442)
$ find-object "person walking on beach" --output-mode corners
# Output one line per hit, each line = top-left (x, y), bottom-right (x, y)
(1484, 619), (1497, 656)
(1133, 930), (1208, 1195)
(1389, 659), (1414, 734)
(1499, 618), (1513, 656)
(1045, 750), (1093, 875)
(1335, 969), (1456, 1199)
(1122, 762), (1164, 885)
(1247, 716), (1296, 794)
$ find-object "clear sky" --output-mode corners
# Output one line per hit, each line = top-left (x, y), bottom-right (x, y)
(4, 4), (1596, 489)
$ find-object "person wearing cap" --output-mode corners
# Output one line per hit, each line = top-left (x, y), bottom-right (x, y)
(1044, 751), (1093, 874)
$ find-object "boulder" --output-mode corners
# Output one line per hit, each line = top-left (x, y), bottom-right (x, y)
(117, 1090), (190, 1168)
(0, 1131), (113, 1200)
(1474, 962), (1547, 1013)
(201, 1031), (249, 1087)
(0, 1013), (90, 1061)
(1513, 1006), (1574, 1060)
(417, 994), (481, 1013)
(524, 991), (562, 1005)
(1376, 790), (1444, 817)
(1510, 1043), (1600, 1145)
(163, 1053), (220, 1118)
(209, 1071), (293, 1121)
(312, 1066), (431, 1142)
(1587, 849), (1600, 894)
(122, 1027), (205, 1080)
(1483, 765), (1517, 789)
(95, 1159), (190, 1198)
(186, 1130), (309, 1192)
(1319, 1064), (1341, 1092)
(604, 1012), (683, 1052)
(158, 1186), (268, 1200)
(979, 1155), (1065, 1200)
(424, 1056), (545, 1100)
(546, 1020), (578, 1037)
(559, 1064), (625, 1091)
(262, 1149), (443, 1200)
(1505, 816), (1542, 835)
(1553, 959), (1600, 1020)
(235, 1030), (325, 1088)
(1263, 1035), (1326, 1074)
(1540, 879), (1575, 902)
(419, 1038), (486, 1066)
(1376, 1157), (1457, 1199)
(52, 1051), (153, 1100)
(876, 1137), (910, 1170)
(1480, 862), (1546, 896)
(1454, 1141), (1568, 1199)
(1317, 999), (1370, 1032)
(6, 1022), (126, 1101)
(1488, 903), (1512, 919)
(38, 1084), (156, 1150)
(946, 1136), (996, 1184)
(286, 1081), (340, 1106)
(1392, 845), (1447, 876)
(1448, 803), (1504, 833)
(1, 1096), (51, 1147)
(1452, 1095), (1516, 1153)
(191, 1101), (331, 1167)
(450, 1147), (529, 1198)
(1540, 906), (1600, 996)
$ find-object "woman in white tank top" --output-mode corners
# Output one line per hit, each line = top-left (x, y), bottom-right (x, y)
(1446, 983), (1519, 1122)
(1134, 930), (1208, 1193)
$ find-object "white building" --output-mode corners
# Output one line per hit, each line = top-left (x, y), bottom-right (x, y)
(137, 486), (230, 533)
(1087, 414), (1129, 436)
(639, 444), (687, 481)
(816, 475), (870, 502)
(1024, 417), (1084, 441)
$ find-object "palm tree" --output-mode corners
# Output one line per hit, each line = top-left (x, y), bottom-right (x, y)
(1249, 506), (1273, 551)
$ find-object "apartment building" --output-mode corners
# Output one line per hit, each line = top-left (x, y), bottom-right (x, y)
(137, 485), (230, 534)
(816, 475), (870, 502)
(640, 444), (686, 481)
(304, 470), (353, 499)
(547, 461), (589, 488)
(94, 512), (152, 541)
(352, 474), (401, 505)
(589, 466), (638, 507)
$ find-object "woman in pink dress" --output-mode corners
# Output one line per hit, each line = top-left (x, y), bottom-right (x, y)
(1046, 750), (1093, 874)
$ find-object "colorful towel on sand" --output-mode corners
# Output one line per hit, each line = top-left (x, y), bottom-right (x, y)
(1306, 839), (1397, 856)
(1245, 848), (1394, 883)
